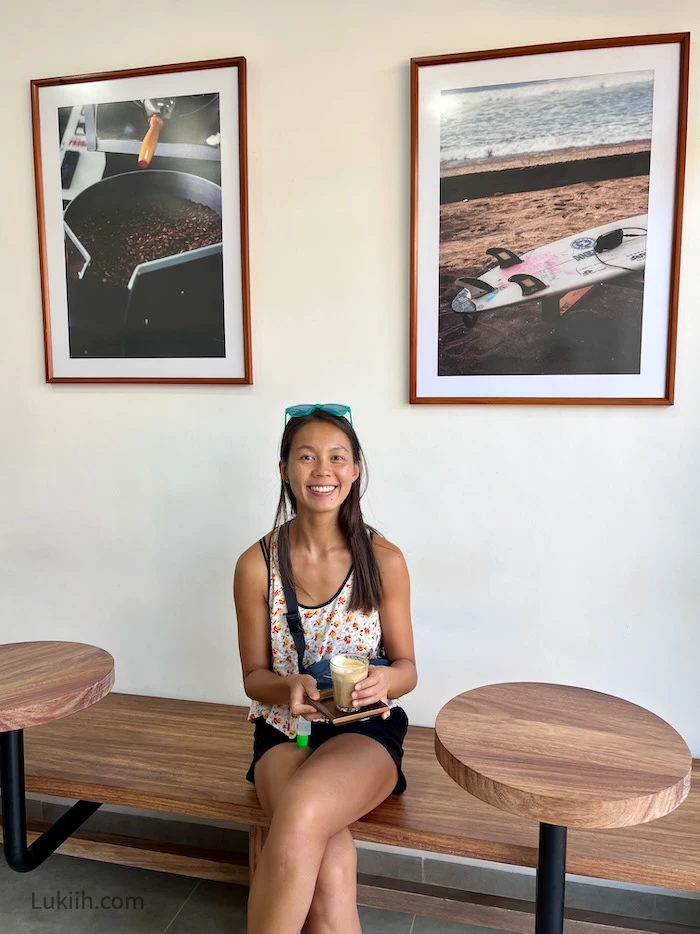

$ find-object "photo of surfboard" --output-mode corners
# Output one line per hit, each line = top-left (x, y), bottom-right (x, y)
(411, 36), (688, 404)
(438, 70), (653, 377)
(451, 214), (647, 319)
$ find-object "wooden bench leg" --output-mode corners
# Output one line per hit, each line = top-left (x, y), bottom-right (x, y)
(248, 825), (268, 886)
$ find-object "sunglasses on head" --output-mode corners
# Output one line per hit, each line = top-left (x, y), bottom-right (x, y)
(284, 404), (353, 426)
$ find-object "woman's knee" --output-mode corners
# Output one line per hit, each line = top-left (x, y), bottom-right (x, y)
(272, 782), (332, 839)
(266, 802), (330, 867)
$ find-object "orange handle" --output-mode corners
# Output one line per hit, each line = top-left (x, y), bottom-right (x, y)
(138, 115), (163, 168)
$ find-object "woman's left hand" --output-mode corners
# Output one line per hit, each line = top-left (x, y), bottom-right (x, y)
(352, 667), (392, 720)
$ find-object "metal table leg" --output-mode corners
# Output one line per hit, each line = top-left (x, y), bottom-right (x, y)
(535, 822), (567, 934)
(1, 729), (102, 872)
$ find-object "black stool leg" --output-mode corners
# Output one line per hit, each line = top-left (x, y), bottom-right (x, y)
(1, 729), (102, 872)
(535, 822), (567, 934)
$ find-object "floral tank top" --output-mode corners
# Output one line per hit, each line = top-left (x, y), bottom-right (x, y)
(248, 526), (393, 738)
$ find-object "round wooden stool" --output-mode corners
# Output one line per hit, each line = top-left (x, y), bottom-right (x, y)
(435, 682), (692, 934)
(0, 641), (114, 872)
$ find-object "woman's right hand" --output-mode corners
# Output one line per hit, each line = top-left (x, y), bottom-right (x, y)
(288, 674), (324, 720)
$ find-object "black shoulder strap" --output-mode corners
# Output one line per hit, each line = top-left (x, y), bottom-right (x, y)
(275, 523), (306, 674)
(282, 579), (306, 674)
(260, 533), (304, 672)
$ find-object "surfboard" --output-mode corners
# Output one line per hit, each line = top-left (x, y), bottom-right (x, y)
(451, 215), (647, 317)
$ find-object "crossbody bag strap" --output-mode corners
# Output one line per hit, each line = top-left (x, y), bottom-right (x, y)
(282, 579), (306, 675)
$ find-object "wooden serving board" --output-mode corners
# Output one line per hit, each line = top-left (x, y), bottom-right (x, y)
(308, 688), (389, 726)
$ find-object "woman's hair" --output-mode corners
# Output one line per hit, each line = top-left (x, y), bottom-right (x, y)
(273, 410), (382, 612)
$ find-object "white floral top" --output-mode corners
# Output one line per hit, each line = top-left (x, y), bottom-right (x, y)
(249, 526), (394, 738)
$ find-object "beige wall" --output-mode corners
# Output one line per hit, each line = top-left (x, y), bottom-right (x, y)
(0, 2), (698, 751)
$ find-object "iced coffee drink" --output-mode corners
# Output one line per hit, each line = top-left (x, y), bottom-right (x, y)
(330, 654), (369, 712)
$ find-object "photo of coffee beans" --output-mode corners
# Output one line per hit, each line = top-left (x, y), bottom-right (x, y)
(71, 193), (222, 287)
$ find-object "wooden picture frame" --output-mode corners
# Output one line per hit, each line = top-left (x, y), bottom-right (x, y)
(410, 34), (689, 405)
(31, 57), (252, 384)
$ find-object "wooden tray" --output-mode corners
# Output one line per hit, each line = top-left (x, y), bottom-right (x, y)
(308, 688), (389, 725)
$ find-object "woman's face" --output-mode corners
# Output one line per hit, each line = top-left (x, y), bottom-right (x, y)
(282, 420), (360, 515)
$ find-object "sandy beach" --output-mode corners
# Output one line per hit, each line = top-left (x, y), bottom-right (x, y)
(439, 171), (649, 284)
(437, 150), (650, 377)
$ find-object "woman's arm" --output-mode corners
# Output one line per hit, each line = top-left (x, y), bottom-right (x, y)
(352, 538), (418, 709)
(234, 542), (320, 717)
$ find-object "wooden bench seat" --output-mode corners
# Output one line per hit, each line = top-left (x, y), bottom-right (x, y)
(5, 692), (699, 933)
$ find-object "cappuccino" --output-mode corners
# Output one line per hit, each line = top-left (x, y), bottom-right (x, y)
(330, 654), (369, 712)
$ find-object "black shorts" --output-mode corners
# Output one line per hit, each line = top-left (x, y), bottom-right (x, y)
(246, 707), (408, 794)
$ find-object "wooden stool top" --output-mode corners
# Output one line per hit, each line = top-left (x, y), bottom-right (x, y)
(435, 682), (692, 830)
(0, 641), (114, 732)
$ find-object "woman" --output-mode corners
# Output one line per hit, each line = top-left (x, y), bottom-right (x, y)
(234, 403), (417, 934)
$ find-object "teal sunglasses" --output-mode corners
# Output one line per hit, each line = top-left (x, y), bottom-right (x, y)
(284, 403), (353, 426)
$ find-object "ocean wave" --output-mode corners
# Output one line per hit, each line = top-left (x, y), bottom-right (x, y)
(440, 71), (654, 168)
(442, 70), (653, 107)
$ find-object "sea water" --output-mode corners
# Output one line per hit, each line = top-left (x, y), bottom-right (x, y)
(440, 71), (654, 169)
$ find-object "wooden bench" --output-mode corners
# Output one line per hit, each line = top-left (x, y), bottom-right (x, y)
(3, 692), (698, 933)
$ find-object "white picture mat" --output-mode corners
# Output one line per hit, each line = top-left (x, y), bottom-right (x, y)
(415, 42), (681, 400)
(38, 66), (245, 379)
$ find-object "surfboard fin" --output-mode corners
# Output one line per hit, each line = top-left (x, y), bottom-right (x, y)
(454, 277), (495, 299)
(508, 273), (547, 297)
(452, 290), (477, 314)
(485, 247), (523, 268)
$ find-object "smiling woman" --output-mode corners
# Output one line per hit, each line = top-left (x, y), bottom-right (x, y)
(282, 419), (359, 514)
(233, 406), (417, 934)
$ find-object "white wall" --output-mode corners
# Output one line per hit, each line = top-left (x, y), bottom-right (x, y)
(1, 1), (698, 754)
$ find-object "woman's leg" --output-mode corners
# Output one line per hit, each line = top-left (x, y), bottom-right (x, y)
(248, 734), (398, 934)
(254, 743), (362, 934)
(302, 830), (360, 934)
(253, 740), (311, 815)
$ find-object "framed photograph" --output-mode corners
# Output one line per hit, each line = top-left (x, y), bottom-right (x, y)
(31, 57), (252, 384)
(410, 34), (689, 405)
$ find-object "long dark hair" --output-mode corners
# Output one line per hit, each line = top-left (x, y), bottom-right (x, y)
(273, 410), (382, 612)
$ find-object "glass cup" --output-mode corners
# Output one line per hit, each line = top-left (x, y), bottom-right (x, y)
(330, 654), (369, 712)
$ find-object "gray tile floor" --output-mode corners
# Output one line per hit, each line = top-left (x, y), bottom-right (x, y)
(3, 848), (698, 933)
(0, 852), (462, 934)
